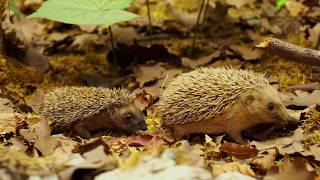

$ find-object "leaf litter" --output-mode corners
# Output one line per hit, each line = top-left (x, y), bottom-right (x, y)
(1, 0), (320, 179)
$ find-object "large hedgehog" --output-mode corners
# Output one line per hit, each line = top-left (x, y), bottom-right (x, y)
(158, 67), (289, 144)
(39, 86), (147, 139)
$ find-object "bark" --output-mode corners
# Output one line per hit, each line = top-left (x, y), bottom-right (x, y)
(256, 37), (320, 66)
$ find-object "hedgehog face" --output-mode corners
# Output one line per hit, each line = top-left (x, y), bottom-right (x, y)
(113, 103), (147, 132)
(240, 87), (289, 125)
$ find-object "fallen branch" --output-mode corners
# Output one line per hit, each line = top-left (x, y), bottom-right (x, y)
(256, 37), (320, 66)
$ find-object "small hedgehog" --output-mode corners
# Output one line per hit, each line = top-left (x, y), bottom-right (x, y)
(158, 67), (289, 144)
(39, 86), (147, 139)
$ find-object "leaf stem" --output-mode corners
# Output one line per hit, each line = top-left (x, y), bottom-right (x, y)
(146, 0), (153, 36)
(108, 26), (117, 67)
(191, 0), (206, 56)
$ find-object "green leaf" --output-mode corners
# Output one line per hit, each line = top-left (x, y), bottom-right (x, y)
(276, 0), (287, 10)
(8, 0), (21, 17)
(28, 0), (138, 25)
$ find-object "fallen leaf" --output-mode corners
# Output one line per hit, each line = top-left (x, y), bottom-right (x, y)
(70, 34), (107, 52)
(228, 7), (261, 20)
(72, 138), (111, 154)
(280, 90), (320, 107)
(0, 97), (14, 113)
(211, 161), (255, 177)
(230, 44), (262, 61)
(249, 149), (278, 173)
(134, 63), (167, 87)
(112, 25), (139, 45)
(59, 145), (117, 180)
(264, 156), (316, 180)
(215, 172), (256, 180)
(135, 90), (155, 110)
(250, 128), (304, 151)
(287, 82), (320, 91)
(220, 142), (259, 160)
(308, 23), (320, 47)
(182, 51), (221, 68)
(34, 119), (60, 156)
(225, 0), (255, 9)
(285, 1), (308, 17)
(0, 113), (23, 134)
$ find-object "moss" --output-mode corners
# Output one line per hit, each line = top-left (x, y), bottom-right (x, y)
(0, 146), (65, 176)
(301, 109), (320, 145)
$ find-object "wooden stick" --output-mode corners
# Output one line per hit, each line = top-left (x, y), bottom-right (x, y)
(256, 37), (320, 66)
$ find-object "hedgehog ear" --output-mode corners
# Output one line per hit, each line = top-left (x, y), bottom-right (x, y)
(245, 95), (255, 105)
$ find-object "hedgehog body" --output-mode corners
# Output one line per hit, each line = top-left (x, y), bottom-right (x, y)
(158, 67), (289, 144)
(39, 86), (147, 139)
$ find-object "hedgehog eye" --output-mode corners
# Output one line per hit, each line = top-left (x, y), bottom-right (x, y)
(268, 102), (275, 111)
(123, 112), (134, 122)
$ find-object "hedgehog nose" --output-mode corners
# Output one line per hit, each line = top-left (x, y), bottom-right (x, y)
(287, 116), (295, 124)
(139, 121), (147, 131)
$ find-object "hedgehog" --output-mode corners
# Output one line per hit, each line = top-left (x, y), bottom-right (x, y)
(39, 86), (147, 139)
(157, 67), (290, 144)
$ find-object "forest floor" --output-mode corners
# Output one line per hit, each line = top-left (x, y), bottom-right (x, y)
(1, 0), (320, 179)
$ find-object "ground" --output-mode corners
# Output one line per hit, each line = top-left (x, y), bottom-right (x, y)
(0, 0), (320, 179)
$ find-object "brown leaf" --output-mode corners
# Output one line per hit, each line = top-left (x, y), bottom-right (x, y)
(33, 119), (60, 156)
(308, 23), (320, 48)
(134, 63), (166, 87)
(230, 44), (263, 61)
(280, 90), (320, 107)
(285, 1), (308, 17)
(182, 51), (221, 68)
(0, 113), (23, 134)
(126, 135), (163, 148)
(225, 0), (255, 8)
(264, 156), (316, 180)
(59, 145), (117, 180)
(220, 142), (258, 160)
(0, 97), (14, 113)
(249, 149), (278, 174)
(211, 161), (255, 177)
(72, 138), (111, 154)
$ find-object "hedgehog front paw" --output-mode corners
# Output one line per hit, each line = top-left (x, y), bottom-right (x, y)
(74, 125), (91, 139)
(229, 132), (248, 144)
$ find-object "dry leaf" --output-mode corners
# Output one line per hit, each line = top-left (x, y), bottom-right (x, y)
(135, 90), (155, 110)
(264, 156), (316, 180)
(134, 63), (167, 87)
(34, 119), (60, 156)
(182, 51), (221, 68)
(308, 23), (320, 48)
(225, 0), (255, 8)
(211, 161), (255, 177)
(280, 90), (320, 107)
(249, 149), (278, 173)
(230, 45), (262, 61)
(285, 1), (308, 17)
(59, 145), (117, 180)
(215, 172), (256, 180)
(0, 113), (23, 134)
(0, 97), (14, 113)
(220, 142), (258, 160)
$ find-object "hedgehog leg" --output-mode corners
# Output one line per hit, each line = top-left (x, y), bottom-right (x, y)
(229, 131), (248, 144)
(172, 126), (186, 141)
(74, 124), (91, 139)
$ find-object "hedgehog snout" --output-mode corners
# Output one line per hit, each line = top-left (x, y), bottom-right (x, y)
(138, 120), (147, 131)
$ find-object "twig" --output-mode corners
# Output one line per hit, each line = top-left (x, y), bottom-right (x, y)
(256, 37), (320, 66)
